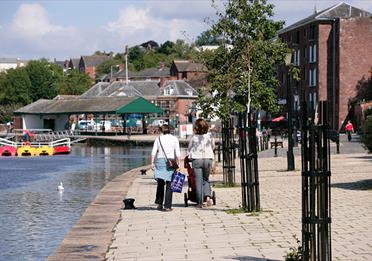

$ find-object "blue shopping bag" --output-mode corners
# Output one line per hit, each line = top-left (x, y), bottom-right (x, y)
(170, 171), (185, 193)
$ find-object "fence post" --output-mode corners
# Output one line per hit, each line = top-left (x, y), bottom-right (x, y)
(238, 112), (260, 212)
(301, 101), (332, 261)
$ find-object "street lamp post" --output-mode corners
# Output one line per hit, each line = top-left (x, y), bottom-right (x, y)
(285, 53), (295, 171)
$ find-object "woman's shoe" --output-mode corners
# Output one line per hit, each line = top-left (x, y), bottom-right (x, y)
(164, 208), (173, 212)
(196, 204), (203, 209)
(157, 204), (163, 210)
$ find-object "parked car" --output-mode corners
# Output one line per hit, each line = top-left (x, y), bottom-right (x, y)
(78, 120), (92, 130)
(99, 120), (112, 131)
(149, 119), (165, 127)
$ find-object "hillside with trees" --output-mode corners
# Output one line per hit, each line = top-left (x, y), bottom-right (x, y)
(96, 39), (201, 77)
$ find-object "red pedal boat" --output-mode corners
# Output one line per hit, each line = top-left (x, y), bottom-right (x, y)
(53, 145), (70, 155)
(0, 145), (17, 156)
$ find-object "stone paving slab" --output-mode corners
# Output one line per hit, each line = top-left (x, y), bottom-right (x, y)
(106, 151), (372, 261)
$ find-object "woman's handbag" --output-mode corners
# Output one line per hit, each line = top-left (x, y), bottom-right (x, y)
(166, 159), (179, 170)
(171, 171), (185, 193)
(158, 137), (179, 170)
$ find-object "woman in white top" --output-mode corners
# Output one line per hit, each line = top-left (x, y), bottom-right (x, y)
(187, 118), (215, 208)
(151, 124), (180, 211)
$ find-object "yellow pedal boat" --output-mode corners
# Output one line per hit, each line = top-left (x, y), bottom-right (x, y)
(17, 146), (37, 157)
(35, 146), (54, 156)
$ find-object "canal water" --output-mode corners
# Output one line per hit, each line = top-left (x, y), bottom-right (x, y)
(0, 144), (151, 261)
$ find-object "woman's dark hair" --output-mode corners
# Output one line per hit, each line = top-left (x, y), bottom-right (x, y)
(159, 124), (170, 134)
(194, 118), (209, 135)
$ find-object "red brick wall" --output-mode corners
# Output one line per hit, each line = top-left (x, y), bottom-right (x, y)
(176, 99), (194, 123)
(339, 17), (372, 127)
(85, 66), (96, 79)
(185, 71), (208, 81)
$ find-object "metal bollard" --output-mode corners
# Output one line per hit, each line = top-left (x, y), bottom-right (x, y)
(274, 136), (278, 157)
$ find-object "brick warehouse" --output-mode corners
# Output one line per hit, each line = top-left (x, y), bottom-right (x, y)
(277, 2), (372, 131)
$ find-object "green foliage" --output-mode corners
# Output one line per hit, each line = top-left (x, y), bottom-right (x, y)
(0, 68), (32, 105)
(364, 108), (372, 118)
(198, 0), (288, 121)
(361, 115), (372, 152)
(195, 29), (223, 46)
(158, 41), (175, 55)
(96, 59), (122, 77)
(25, 60), (60, 100)
(284, 235), (302, 261)
(57, 69), (91, 95)
(127, 40), (198, 71)
(0, 103), (23, 123)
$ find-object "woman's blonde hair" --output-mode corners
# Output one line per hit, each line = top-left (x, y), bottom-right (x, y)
(194, 118), (209, 135)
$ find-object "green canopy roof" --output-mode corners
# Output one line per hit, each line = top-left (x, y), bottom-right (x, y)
(117, 97), (163, 114)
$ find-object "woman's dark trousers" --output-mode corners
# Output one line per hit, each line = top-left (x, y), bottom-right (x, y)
(155, 179), (173, 209)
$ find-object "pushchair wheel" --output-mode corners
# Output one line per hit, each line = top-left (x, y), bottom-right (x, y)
(212, 191), (216, 205)
(184, 192), (188, 207)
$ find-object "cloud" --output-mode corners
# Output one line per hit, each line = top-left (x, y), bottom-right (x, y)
(11, 3), (68, 38)
(3, 3), (86, 58)
(105, 5), (209, 46)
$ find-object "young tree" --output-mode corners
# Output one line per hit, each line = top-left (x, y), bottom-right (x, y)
(198, 0), (288, 121)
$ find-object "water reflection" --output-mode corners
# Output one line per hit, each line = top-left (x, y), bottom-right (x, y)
(0, 144), (151, 261)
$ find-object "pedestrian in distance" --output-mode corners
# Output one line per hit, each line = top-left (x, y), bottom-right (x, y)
(345, 120), (354, 142)
(150, 124), (180, 212)
(187, 118), (215, 208)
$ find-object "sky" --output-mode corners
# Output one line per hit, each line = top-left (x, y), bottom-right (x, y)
(0, 0), (371, 61)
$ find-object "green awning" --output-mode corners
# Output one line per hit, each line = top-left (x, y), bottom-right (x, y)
(117, 97), (163, 114)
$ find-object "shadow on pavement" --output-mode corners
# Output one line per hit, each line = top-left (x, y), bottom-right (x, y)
(331, 179), (372, 191)
(230, 256), (280, 261)
(350, 155), (372, 160)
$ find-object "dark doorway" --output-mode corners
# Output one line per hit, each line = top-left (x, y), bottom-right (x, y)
(43, 119), (55, 131)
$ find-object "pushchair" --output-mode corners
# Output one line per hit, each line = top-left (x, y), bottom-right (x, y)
(183, 156), (216, 207)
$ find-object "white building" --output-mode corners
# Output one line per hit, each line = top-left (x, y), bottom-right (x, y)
(0, 58), (28, 72)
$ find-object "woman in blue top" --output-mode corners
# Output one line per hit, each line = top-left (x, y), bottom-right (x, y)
(151, 124), (180, 211)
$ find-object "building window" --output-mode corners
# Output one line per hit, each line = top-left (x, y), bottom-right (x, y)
(310, 24), (316, 40)
(164, 86), (174, 95)
(294, 31), (300, 44)
(309, 92), (317, 110)
(293, 49), (300, 66)
(309, 68), (316, 87)
(309, 44), (317, 63)
(186, 89), (193, 96)
(294, 95), (300, 111)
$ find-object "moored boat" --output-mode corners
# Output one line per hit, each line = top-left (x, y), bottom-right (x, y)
(17, 146), (37, 157)
(53, 145), (70, 155)
(0, 145), (17, 156)
(35, 146), (54, 156)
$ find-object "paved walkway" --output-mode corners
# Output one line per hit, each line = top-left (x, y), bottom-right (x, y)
(106, 140), (372, 260)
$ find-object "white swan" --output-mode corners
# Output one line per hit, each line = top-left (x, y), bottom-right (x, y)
(57, 182), (64, 191)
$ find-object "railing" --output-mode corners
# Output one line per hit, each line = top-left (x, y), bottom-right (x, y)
(0, 137), (71, 148)
(0, 137), (17, 147)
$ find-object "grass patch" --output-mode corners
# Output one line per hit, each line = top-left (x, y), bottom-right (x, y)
(225, 208), (273, 215)
(225, 208), (246, 214)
